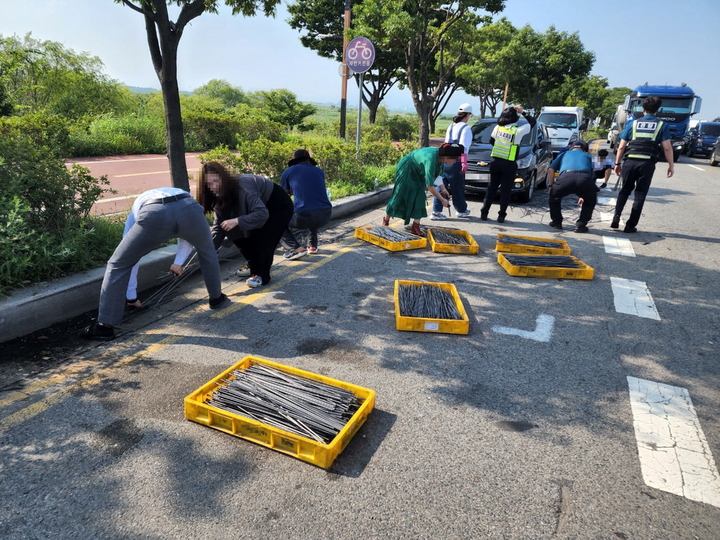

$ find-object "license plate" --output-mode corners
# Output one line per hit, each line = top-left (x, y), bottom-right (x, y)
(466, 173), (490, 181)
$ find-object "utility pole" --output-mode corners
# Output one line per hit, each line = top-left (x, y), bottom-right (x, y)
(339, 0), (351, 139)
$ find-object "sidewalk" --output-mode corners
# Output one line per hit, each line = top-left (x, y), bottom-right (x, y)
(0, 187), (393, 344)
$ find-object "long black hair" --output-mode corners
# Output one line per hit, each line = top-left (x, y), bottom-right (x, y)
(197, 161), (239, 213)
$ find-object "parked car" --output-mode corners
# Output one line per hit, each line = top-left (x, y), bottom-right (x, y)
(685, 121), (720, 157)
(710, 136), (720, 166)
(464, 117), (553, 203)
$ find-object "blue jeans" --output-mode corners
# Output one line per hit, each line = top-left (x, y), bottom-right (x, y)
(432, 160), (468, 213)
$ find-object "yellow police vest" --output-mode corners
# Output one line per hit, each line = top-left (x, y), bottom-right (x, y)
(491, 125), (520, 160)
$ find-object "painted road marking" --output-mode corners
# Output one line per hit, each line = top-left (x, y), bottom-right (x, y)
(627, 376), (720, 507)
(492, 314), (554, 342)
(688, 164), (705, 172)
(603, 236), (635, 257)
(597, 196), (616, 206)
(115, 168), (198, 178)
(595, 211), (617, 224)
(610, 277), (660, 320)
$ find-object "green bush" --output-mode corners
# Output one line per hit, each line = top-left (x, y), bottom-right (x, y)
(0, 133), (119, 295)
(68, 114), (166, 156)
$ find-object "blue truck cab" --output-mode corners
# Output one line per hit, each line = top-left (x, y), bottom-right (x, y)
(685, 122), (720, 157)
(623, 84), (702, 161)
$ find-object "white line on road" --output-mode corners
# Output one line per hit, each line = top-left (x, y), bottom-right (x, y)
(492, 314), (554, 342)
(603, 236), (636, 257)
(597, 196), (617, 206)
(595, 211), (618, 224)
(610, 277), (660, 320)
(627, 376), (720, 508)
(688, 164), (705, 171)
(67, 156), (169, 165)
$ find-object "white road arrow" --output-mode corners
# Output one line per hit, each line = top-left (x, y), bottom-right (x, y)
(491, 314), (555, 343)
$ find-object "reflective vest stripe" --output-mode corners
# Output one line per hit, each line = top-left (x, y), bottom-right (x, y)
(491, 125), (519, 160)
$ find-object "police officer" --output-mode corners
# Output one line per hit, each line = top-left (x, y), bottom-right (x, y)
(546, 140), (597, 233)
(612, 96), (674, 232)
(480, 106), (536, 223)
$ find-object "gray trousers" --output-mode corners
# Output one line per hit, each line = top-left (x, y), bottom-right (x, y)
(99, 197), (222, 326)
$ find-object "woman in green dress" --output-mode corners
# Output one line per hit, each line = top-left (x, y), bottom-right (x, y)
(382, 143), (463, 236)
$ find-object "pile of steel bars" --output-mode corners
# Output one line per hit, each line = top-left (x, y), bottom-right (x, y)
(497, 235), (564, 249)
(430, 229), (470, 245)
(397, 283), (462, 320)
(366, 226), (421, 242)
(206, 363), (362, 444)
(503, 255), (582, 268)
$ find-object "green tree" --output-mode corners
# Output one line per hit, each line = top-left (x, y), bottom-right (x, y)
(287, 0), (405, 124)
(455, 18), (516, 118)
(115, 0), (280, 191)
(360, 0), (504, 146)
(193, 79), (248, 109)
(252, 89), (316, 129)
(501, 25), (595, 112)
(548, 75), (610, 123)
(0, 34), (129, 119)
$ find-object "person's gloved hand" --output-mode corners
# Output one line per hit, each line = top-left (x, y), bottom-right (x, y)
(460, 153), (468, 173)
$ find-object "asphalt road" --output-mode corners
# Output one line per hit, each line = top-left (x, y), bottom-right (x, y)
(2, 150), (720, 539)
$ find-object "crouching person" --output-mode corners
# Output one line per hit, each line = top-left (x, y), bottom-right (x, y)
(546, 140), (597, 233)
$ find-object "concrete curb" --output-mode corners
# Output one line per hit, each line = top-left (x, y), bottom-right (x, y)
(0, 188), (393, 344)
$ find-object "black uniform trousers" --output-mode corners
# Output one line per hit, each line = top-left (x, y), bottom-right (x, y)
(614, 158), (656, 228)
(481, 158), (516, 217)
(548, 171), (597, 225)
(232, 183), (293, 285)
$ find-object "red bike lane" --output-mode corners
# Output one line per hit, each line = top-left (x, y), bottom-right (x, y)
(66, 153), (204, 216)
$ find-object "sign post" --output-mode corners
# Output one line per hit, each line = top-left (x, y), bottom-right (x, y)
(344, 37), (375, 152)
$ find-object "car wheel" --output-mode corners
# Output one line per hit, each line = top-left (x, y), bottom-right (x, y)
(518, 174), (534, 203)
(710, 150), (720, 167)
(688, 146), (695, 157)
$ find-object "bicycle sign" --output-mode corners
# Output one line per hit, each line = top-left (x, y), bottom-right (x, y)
(345, 37), (375, 74)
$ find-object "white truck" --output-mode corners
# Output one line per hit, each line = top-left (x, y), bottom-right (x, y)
(537, 106), (584, 155)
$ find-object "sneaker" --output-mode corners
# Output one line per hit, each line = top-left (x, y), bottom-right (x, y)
(610, 218), (620, 229)
(307, 246), (318, 254)
(246, 276), (263, 288)
(209, 293), (229, 309)
(600, 182), (607, 189)
(283, 248), (308, 260)
(79, 322), (115, 341)
(574, 223), (589, 233)
(430, 212), (447, 221)
(623, 226), (637, 233)
(456, 209), (471, 218)
(548, 221), (563, 229)
(236, 265), (251, 277)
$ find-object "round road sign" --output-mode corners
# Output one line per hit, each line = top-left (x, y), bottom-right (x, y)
(345, 37), (375, 74)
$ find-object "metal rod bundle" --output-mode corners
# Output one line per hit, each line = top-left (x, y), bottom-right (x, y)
(504, 255), (582, 268)
(205, 363), (362, 444)
(497, 235), (564, 249)
(430, 229), (470, 245)
(397, 283), (462, 320)
(366, 226), (421, 242)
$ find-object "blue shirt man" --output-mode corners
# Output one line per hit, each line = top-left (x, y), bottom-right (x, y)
(611, 96), (675, 233)
(546, 140), (597, 233)
(279, 149), (333, 258)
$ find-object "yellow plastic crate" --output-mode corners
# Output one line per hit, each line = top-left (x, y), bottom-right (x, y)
(393, 280), (470, 334)
(427, 228), (480, 254)
(497, 253), (594, 280)
(184, 356), (375, 469)
(355, 226), (427, 252)
(495, 234), (571, 255)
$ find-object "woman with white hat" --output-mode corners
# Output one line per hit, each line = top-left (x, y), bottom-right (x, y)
(431, 103), (473, 220)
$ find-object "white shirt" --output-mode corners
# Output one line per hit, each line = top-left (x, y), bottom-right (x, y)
(445, 122), (473, 155)
(593, 157), (615, 170)
(125, 188), (194, 299)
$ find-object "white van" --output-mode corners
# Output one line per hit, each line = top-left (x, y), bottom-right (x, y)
(537, 106), (584, 154)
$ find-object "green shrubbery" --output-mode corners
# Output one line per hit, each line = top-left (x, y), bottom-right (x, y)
(0, 118), (121, 296)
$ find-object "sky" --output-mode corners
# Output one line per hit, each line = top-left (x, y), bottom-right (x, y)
(2, 0), (719, 119)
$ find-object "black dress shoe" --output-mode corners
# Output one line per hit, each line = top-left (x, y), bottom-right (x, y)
(574, 224), (589, 233)
(548, 221), (562, 229)
(79, 323), (115, 341)
(480, 212), (488, 221)
(209, 293), (229, 309)
(623, 226), (637, 233)
(497, 213), (506, 223)
(610, 218), (620, 229)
